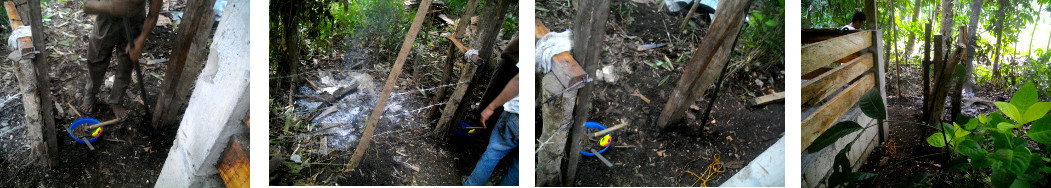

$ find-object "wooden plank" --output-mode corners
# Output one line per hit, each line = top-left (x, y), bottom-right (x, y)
(801, 53), (873, 111)
(872, 30), (888, 143)
(347, 0), (432, 171)
(535, 19), (551, 38)
(657, 0), (753, 128)
(536, 21), (587, 88)
(153, 0), (217, 127)
(565, 0), (611, 184)
(218, 134), (249, 188)
(801, 29), (858, 44)
(749, 92), (786, 107)
(801, 31), (872, 74)
(28, 0), (57, 165)
(802, 67), (833, 80)
(801, 73), (876, 150)
(433, 0), (511, 138)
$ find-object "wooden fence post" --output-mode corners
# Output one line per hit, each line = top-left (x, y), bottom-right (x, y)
(27, 0), (57, 165)
(564, 0), (610, 185)
(425, 0), (478, 118)
(153, 0), (217, 128)
(433, 0), (511, 138)
(656, 0), (753, 128)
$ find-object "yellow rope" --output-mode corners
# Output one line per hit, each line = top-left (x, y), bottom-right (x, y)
(682, 154), (725, 187)
(886, 139), (902, 158)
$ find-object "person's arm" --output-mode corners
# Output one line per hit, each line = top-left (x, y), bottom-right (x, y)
(480, 74), (519, 128)
(127, 0), (163, 60)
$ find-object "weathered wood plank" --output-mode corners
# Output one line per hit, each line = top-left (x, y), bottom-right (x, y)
(801, 53), (873, 111)
(657, 0), (753, 128)
(801, 73), (876, 150)
(218, 134), (249, 188)
(801, 31), (872, 74)
(750, 91), (786, 107)
(153, 0), (217, 127)
(347, 0), (432, 171)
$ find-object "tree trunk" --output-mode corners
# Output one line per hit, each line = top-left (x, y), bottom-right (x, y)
(964, 0), (983, 94)
(993, 0), (1005, 82)
(1027, 3), (1045, 57)
(901, 0), (923, 61)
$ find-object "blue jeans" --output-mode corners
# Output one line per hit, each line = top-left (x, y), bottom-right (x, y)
(465, 111), (519, 186)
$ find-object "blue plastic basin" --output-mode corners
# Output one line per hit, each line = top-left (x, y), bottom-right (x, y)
(580, 122), (611, 157)
(68, 118), (102, 143)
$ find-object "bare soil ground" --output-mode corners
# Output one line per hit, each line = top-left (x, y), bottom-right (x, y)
(856, 64), (1017, 187)
(0, 1), (184, 186)
(537, 1), (785, 186)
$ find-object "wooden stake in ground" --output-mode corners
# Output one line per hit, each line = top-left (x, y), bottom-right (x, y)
(433, 0), (512, 138)
(927, 27), (967, 130)
(564, 0), (611, 185)
(4, 1), (48, 165)
(346, 0), (433, 171)
(28, 0), (57, 166)
(425, 0), (478, 118)
(657, 0), (753, 129)
(153, 0), (217, 127)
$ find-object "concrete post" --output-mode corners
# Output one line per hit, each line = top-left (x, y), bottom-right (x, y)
(155, 0), (249, 186)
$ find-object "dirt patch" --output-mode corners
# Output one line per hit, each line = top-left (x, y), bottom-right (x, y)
(538, 1), (785, 186)
(1, 1), (185, 186)
(856, 64), (1016, 187)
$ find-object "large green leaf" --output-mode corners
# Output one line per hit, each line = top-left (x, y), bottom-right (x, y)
(997, 102), (1023, 124)
(1025, 115), (1051, 144)
(806, 121), (862, 153)
(859, 89), (886, 120)
(1011, 82), (1039, 112)
(953, 122), (971, 139)
(927, 133), (947, 147)
(964, 117), (981, 131)
(957, 139), (986, 158)
(998, 122), (1016, 133)
(1007, 147), (1032, 175)
(992, 170), (1017, 188)
(1022, 102), (1051, 124)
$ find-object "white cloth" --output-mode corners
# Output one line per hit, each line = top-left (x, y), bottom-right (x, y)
(502, 63), (520, 114)
(840, 24), (857, 31)
(535, 30), (572, 73)
(7, 26), (31, 52)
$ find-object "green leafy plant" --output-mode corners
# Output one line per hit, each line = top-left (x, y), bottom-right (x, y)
(925, 82), (1051, 188)
(806, 89), (886, 187)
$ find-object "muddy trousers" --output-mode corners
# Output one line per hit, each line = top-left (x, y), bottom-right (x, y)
(85, 14), (141, 106)
(465, 111), (519, 186)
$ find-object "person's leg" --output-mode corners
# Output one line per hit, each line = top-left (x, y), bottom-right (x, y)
(497, 152), (519, 186)
(465, 112), (519, 185)
(83, 16), (122, 114)
(106, 16), (142, 119)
